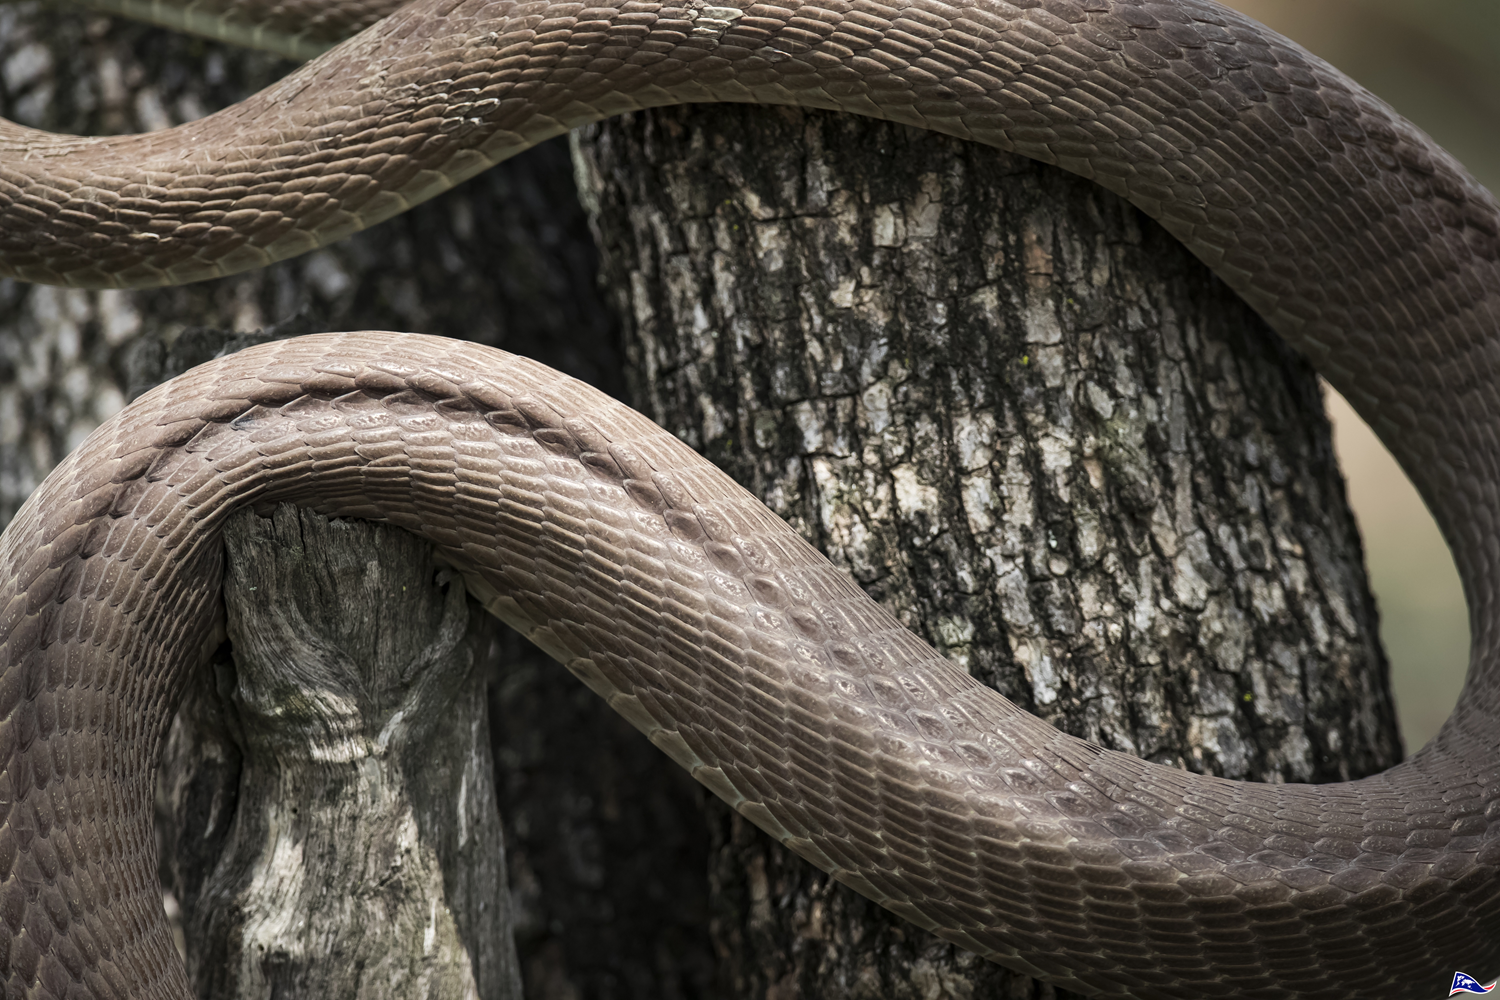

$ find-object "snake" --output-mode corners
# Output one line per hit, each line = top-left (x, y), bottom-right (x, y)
(0, 0), (1497, 996)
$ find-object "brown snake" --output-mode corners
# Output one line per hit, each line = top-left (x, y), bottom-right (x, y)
(1, 0), (1498, 996)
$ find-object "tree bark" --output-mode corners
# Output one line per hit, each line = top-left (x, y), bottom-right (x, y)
(573, 104), (1403, 998)
(156, 504), (521, 998)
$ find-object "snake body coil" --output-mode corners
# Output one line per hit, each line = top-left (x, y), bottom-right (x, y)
(1, 1), (1499, 997)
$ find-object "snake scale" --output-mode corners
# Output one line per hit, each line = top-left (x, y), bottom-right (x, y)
(0, 0), (1497, 996)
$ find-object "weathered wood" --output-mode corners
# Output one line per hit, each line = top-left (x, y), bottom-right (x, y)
(575, 104), (1403, 997)
(156, 504), (522, 998)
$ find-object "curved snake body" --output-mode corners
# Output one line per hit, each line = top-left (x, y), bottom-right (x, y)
(1, 1), (1499, 997)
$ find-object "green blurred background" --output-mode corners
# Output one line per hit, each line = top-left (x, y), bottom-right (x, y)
(1221, 1), (1493, 754)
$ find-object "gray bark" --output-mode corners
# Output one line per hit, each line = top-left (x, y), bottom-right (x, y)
(574, 105), (1403, 997)
(156, 504), (520, 998)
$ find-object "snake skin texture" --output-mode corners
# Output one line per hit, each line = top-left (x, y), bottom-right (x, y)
(2, 0), (1500, 997)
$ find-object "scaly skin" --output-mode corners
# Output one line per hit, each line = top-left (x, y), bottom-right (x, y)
(2, 2), (1499, 997)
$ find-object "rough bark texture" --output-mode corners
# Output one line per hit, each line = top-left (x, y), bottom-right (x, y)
(0, 8), (717, 998)
(155, 504), (521, 998)
(574, 105), (1404, 998)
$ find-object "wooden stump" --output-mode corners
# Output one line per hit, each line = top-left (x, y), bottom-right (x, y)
(155, 504), (523, 999)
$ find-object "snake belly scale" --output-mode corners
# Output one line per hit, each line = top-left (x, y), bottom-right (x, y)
(1, 0), (1499, 997)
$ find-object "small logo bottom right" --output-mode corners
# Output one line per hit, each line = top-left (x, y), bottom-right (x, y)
(1451, 972), (1498, 996)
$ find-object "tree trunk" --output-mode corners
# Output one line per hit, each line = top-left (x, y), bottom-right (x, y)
(156, 504), (521, 998)
(0, 5), (1405, 998)
(573, 104), (1403, 997)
